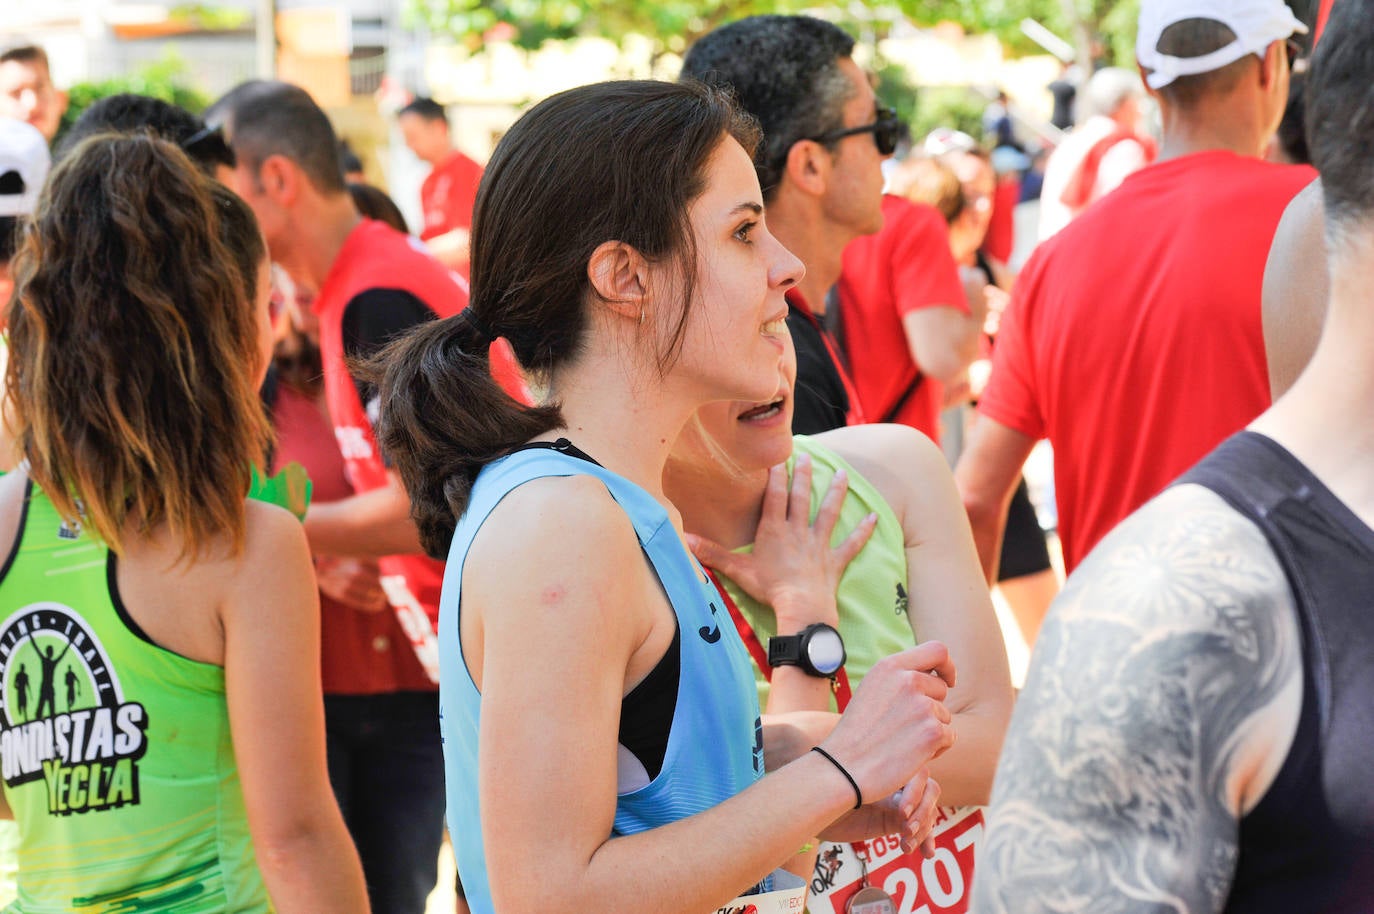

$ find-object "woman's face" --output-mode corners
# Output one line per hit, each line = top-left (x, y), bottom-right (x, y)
(952, 153), (996, 245)
(689, 329), (798, 474)
(661, 135), (803, 407)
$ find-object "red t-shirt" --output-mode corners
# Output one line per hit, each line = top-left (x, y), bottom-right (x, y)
(271, 384), (435, 695)
(979, 151), (1316, 571)
(983, 174), (1020, 264)
(419, 150), (483, 241)
(838, 195), (966, 441)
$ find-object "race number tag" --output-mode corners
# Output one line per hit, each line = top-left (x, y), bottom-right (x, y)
(806, 807), (983, 914)
(713, 869), (807, 914)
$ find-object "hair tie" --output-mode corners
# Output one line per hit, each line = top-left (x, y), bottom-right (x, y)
(811, 746), (863, 810)
(458, 308), (495, 344)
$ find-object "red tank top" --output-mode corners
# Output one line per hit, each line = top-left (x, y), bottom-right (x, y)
(313, 219), (524, 634)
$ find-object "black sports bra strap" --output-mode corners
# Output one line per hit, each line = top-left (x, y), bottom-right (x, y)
(504, 437), (603, 467)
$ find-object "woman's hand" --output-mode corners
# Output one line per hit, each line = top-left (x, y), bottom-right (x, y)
(818, 641), (956, 807)
(819, 769), (943, 857)
(314, 556), (388, 612)
(686, 452), (876, 631)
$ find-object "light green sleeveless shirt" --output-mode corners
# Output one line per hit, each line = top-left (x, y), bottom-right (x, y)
(720, 436), (914, 709)
(0, 483), (270, 912)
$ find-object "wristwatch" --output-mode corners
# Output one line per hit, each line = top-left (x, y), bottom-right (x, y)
(768, 623), (846, 678)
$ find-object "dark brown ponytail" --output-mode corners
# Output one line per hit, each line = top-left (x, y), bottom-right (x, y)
(365, 315), (557, 559)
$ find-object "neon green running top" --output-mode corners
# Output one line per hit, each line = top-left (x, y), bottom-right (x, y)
(0, 483), (271, 912)
(720, 436), (914, 709)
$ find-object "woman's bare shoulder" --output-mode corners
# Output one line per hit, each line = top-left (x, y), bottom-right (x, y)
(815, 424), (948, 496)
(468, 473), (648, 594)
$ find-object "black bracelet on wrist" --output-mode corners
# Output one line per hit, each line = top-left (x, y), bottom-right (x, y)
(810, 746), (863, 810)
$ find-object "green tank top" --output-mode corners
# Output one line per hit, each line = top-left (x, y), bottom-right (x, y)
(720, 436), (913, 709)
(0, 483), (271, 912)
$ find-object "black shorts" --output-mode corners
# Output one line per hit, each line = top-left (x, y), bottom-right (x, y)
(997, 476), (1052, 580)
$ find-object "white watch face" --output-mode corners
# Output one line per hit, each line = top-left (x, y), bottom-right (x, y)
(807, 627), (845, 676)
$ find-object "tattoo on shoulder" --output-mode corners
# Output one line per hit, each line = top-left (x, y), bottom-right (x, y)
(973, 491), (1300, 914)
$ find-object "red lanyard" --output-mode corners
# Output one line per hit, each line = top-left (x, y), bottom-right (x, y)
(704, 567), (852, 711)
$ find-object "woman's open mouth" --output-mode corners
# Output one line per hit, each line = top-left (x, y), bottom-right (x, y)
(737, 398), (785, 423)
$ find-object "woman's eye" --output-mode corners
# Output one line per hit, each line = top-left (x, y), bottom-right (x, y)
(735, 222), (757, 244)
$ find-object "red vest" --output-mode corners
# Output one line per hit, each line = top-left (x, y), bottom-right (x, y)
(313, 219), (522, 652)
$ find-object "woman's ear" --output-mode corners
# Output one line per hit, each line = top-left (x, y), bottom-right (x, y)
(587, 240), (649, 322)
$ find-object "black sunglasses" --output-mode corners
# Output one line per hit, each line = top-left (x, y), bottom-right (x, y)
(806, 104), (902, 156)
(181, 122), (236, 169)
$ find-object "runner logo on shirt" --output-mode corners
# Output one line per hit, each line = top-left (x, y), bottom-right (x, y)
(0, 603), (148, 816)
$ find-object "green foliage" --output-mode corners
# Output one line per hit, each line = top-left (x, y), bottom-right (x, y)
(57, 50), (210, 144)
(407, 0), (844, 53)
(872, 63), (985, 151)
(407, 0), (1138, 66)
(1096, 0), (1141, 65)
(908, 86), (987, 146)
(901, 0), (1068, 56)
(167, 3), (251, 31)
(874, 60), (920, 130)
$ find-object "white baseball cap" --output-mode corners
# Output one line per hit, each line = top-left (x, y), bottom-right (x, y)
(1137, 0), (1308, 90)
(0, 118), (49, 219)
(923, 128), (979, 158)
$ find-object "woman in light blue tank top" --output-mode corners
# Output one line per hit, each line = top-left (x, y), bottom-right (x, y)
(367, 80), (959, 914)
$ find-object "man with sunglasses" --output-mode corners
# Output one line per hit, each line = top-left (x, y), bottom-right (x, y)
(682, 15), (891, 434)
(957, 0), (1316, 583)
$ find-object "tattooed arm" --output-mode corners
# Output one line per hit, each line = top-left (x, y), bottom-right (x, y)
(972, 485), (1303, 914)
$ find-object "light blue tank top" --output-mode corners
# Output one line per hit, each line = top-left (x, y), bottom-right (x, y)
(440, 447), (764, 913)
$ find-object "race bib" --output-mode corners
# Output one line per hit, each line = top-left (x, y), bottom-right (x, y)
(805, 807), (983, 914)
(713, 869), (808, 914)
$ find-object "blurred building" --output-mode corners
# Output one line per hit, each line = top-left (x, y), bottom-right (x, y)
(0, 1), (429, 100)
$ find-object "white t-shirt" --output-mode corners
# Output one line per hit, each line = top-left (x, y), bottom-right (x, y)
(1038, 115), (1149, 241)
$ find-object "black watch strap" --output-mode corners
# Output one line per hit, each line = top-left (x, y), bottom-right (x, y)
(768, 632), (806, 669)
(768, 623), (843, 678)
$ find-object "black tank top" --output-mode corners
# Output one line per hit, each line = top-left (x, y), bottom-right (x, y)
(1178, 432), (1374, 913)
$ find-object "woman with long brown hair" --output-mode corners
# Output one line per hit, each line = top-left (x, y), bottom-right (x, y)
(369, 79), (957, 914)
(0, 133), (367, 912)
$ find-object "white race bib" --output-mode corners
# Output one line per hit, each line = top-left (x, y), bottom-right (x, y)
(713, 869), (808, 914)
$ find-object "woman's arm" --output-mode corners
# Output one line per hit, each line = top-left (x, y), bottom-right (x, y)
(222, 502), (370, 913)
(827, 424), (1015, 807)
(464, 477), (955, 914)
(302, 470), (423, 558)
